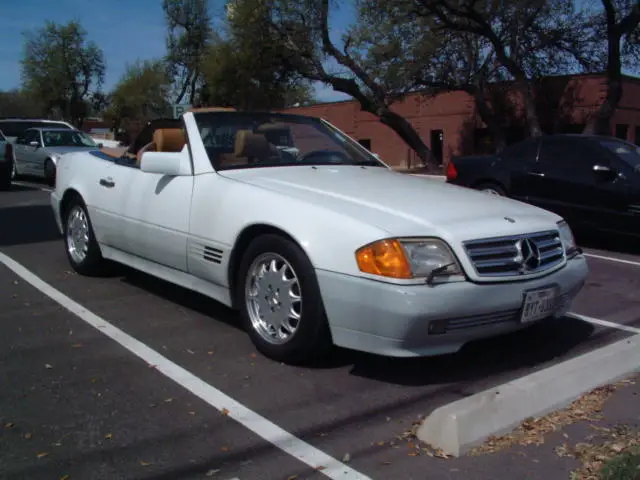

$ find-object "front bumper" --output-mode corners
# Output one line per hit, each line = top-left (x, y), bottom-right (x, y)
(316, 255), (589, 357)
(50, 191), (63, 235)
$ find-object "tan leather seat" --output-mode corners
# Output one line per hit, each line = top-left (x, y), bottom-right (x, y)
(153, 128), (186, 153)
(234, 130), (271, 159)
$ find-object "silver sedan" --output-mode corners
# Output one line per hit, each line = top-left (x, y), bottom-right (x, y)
(13, 128), (102, 186)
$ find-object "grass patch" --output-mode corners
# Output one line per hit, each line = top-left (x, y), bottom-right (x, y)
(597, 448), (640, 480)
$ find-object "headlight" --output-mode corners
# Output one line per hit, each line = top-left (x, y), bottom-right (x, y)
(557, 220), (577, 256)
(355, 237), (462, 281)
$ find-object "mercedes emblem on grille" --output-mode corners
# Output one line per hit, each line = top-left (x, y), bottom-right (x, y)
(515, 238), (542, 273)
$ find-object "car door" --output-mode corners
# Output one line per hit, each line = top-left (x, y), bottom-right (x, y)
(117, 151), (194, 272)
(591, 138), (640, 237)
(14, 130), (38, 175)
(21, 130), (45, 175)
(80, 155), (136, 250)
(526, 136), (623, 230)
(498, 137), (541, 201)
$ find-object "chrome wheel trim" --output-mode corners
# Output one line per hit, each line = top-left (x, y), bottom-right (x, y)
(66, 206), (90, 264)
(482, 187), (502, 196)
(245, 252), (302, 345)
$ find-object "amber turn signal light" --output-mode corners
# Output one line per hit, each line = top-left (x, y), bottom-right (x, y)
(355, 239), (413, 279)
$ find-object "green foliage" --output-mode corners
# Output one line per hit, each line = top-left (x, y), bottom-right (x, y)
(199, 0), (314, 109)
(162, 0), (214, 103)
(104, 59), (172, 129)
(20, 20), (105, 126)
(0, 89), (46, 118)
(598, 449), (640, 480)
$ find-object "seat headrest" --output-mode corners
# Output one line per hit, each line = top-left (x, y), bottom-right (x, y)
(234, 130), (271, 158)
(153, 128), (186, 153)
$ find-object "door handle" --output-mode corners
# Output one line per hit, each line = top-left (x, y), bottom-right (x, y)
(528, 171), (545, 177)
(99, 177), (115, 188)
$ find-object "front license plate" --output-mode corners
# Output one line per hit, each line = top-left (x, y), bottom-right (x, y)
(520, 287), (558, 324)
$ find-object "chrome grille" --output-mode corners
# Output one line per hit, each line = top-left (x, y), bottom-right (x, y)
(463, 230), (565, 278)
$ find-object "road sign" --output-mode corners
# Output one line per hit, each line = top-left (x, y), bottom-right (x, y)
(172, 104), (192, 118)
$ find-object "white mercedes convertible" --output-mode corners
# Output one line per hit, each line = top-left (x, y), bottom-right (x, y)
(50, 109), (589, 364)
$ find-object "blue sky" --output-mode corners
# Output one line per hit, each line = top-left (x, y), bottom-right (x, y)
(0, 0), (353, 103)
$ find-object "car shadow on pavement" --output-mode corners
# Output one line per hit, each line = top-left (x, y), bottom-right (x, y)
(120, 268), (242, 331)
(339, 317), (596, 387)
(575, 229), (639, 256)
(118, 267), (600, 389)
(0, 204), (62, 247)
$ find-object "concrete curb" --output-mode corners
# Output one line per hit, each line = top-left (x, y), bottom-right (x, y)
(415, 332), (640, 457)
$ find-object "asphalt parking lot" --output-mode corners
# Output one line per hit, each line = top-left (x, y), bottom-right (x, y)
(1, 181), (639, 480)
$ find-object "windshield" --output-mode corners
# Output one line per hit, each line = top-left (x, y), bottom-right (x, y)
(193, 111), (385, 170)
(599, 139), (640, 171)
(42, 130), (97, 148)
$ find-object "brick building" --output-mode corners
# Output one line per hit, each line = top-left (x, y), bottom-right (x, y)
(281, 73), (640, 170)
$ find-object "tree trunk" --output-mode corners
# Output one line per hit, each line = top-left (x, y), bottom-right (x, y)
(517, 78), (542, 137)
(378, 109), (438, 172)
(473, 87), (507, 152)
(583, 33), (622, 136)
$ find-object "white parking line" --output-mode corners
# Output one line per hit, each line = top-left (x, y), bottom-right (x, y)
(568, 312), (640, 335)
(0, 252), (371, 480)
(584, 252), (640, 268)
(12, 181), (52, 192)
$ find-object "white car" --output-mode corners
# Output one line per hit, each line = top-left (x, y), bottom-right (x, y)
(50, 110), (589, 364)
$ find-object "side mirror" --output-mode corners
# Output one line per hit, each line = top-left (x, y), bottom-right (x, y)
(29, 141), (39, 147)
(140, 151), (186, 176)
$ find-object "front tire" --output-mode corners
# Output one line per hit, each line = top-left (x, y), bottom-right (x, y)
(236, 234), (333, 364)
(63, 198), (106, 276)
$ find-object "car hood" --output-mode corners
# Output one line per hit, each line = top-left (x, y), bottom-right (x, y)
(220, 166), (563, 241)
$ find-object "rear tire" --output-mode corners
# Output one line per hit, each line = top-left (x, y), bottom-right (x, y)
(62, 197), (106, 276)
(44, 159), (56, 187)
(236, 234), (333, 364)
(0, 167), (10, 191)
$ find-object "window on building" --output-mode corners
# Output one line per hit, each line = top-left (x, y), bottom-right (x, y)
(357, 138), (371, 150)
(615, 124), (629, 140)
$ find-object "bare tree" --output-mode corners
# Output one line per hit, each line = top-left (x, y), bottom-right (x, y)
(163, 0), (214, 104)
(582, 0), (640, 135)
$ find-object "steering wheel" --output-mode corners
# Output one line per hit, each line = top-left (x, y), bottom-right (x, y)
(298, 149), (352, 165)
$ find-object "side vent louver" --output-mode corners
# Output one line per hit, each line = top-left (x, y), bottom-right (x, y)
(203, 246), (223, 264)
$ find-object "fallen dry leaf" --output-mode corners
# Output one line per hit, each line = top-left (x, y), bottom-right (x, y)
(205, 469), (220, 476)
(24, 433), (32, 440)
(36, 452), (49, 458)
(221, 408), (230, 416)
(220, 446), (229, 452)
(71, 343), (82, 348)
(60, 476), (69, 480)
(45, 364), (52, 369)
(139, 460), (151, 467)
(4, 422), (14, 429)
(104, 433), (112, 440)
(315, 466), (326, 471)
(342, 453), (351, 462)
(468, 381), (627, 455)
